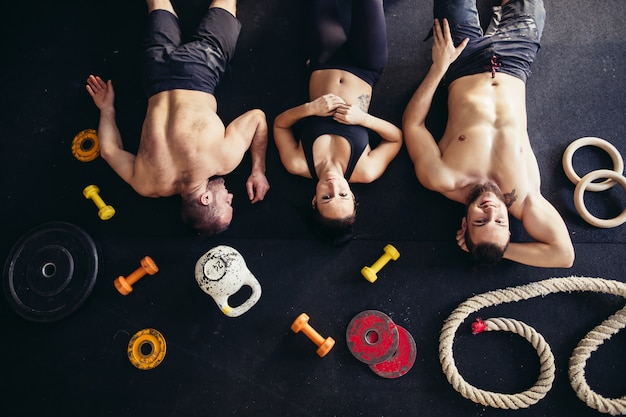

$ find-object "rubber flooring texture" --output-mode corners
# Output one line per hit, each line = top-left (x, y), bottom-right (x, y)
(1, 1), (625, 416)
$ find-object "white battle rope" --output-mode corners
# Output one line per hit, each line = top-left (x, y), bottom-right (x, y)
(439, 276), (626, 415)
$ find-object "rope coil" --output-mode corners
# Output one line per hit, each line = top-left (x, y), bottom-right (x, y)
(439, 276), (626, 415)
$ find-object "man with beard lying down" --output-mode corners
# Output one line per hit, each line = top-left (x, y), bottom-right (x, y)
(86, 0), (269, 237)
(403, 0), (574, 267)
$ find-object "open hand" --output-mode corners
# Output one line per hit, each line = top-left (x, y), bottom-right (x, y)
(86, 75), (115, 110)
(432, 18), (469, 72)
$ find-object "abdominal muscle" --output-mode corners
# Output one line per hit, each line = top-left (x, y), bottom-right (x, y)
(438, 73), (539, 204)
(309, 69), (373, 110)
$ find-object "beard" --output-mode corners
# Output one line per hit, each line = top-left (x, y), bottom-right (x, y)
(465, 182), (508, 210)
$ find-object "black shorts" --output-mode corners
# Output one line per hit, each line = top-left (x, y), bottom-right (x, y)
(143, 8), (241, 97)
(435, 0), (546, 84)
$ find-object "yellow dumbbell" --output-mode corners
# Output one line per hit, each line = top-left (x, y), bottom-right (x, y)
(83, 184), (115, 220)
(361, 244), (400, 283)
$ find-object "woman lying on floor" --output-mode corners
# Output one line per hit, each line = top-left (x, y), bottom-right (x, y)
(273, 0), (403, 245)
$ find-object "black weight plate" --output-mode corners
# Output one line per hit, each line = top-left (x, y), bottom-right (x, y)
(3, 222), (99, 322)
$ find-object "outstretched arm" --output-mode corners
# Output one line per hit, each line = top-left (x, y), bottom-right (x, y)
(503, 195), (575, 268)
(402, 19), (468, 192)
(273, 94), (346, 175)
(225, 109), (270, 203)
(86, 75), (137, 185)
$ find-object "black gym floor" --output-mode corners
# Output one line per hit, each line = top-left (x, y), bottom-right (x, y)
(1, 1), (626, 416)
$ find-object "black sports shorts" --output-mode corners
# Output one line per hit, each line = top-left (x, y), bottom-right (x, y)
(143, 8), (241, 97)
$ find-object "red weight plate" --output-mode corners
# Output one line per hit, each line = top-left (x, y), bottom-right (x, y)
(369, 325), (417, 378)
(346, 310), (398, 364)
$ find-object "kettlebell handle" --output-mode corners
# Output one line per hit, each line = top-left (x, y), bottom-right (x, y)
(211, 273), (262, 317)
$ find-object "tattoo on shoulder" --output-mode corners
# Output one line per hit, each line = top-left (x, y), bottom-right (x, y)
(504, 189), (517, 208)
(357, 94), (371, 111)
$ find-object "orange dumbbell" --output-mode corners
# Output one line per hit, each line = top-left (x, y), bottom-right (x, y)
(114, 256), (159, 295)
(291, 313), (335, 357)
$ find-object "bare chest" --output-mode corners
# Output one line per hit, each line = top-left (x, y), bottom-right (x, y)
(440, 129), (535, 204)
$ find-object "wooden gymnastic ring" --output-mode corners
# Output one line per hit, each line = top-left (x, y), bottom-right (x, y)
(562, 137), (624, 192)
(574, 169), (626, 228)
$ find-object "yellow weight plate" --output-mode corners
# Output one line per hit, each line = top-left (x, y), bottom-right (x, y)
(72, 129), (100, 162)
(127, 328), (167, 370)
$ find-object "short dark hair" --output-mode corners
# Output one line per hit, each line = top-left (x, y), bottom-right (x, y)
(181, 197), (229, 237)
(463, 182), (511, 264)
(464, 227), (510, 265)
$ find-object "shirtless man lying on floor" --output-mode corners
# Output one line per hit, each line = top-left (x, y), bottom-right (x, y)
(403, 0), (574, 267)
(87, 0), (269, 236)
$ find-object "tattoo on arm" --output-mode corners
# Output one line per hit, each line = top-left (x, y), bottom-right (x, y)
(357, 94), (371, 111)
(504, 189), (517, 208)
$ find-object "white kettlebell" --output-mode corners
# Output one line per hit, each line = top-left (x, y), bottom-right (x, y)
(194, 245), (262, 317)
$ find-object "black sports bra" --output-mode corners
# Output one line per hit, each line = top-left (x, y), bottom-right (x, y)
(300, 116), (369, 181)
